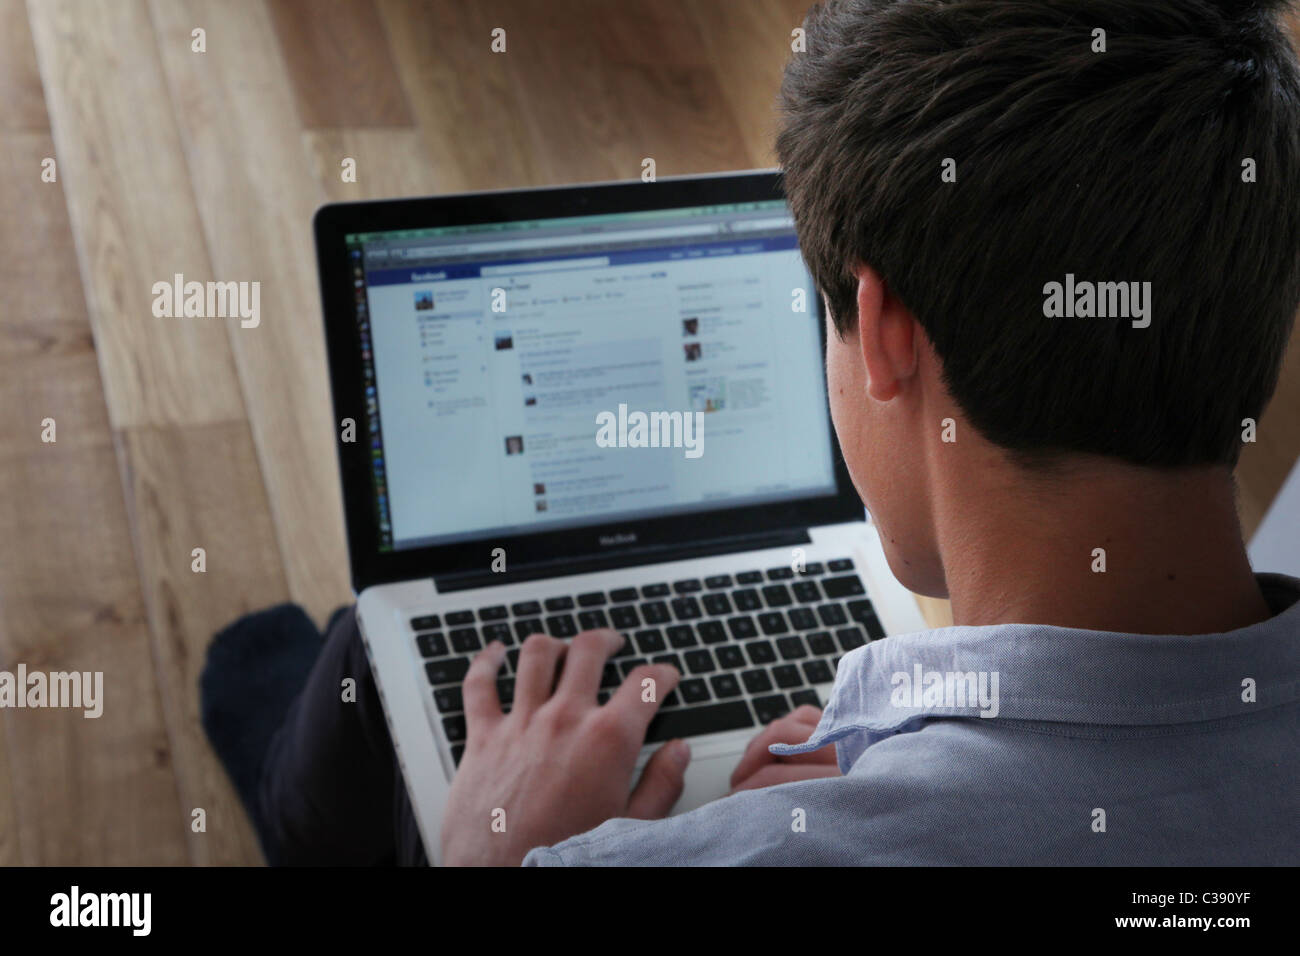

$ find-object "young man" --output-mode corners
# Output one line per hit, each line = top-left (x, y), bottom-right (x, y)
(241, 0), (1300, 866)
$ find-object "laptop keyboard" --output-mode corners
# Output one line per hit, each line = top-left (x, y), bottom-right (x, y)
(410, 557), (886, 766)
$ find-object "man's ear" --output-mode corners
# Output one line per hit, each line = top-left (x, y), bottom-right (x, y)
(854, 263), (918, 402)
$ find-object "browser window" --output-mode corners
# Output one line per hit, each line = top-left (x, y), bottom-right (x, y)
(346, 200), (836, 552)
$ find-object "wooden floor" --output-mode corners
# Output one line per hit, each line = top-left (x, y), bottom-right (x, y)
(1, 0), (1296, 865)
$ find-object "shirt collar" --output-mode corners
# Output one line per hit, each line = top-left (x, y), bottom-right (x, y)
(771, 573), (1300, 773)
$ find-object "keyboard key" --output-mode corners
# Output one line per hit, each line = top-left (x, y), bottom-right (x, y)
(450, 628), (481, 654)
(482, 622), (513, 645)
(752, 694), (791, 725)
(601, 663), (621, 688)
(641, 583), (670, 598)
(793, 581), (822, 604)
(415, 631), (448, 658)
(776, 635), (808, 660)
(641, 601), (670, 625)
(758, 611), (789, 636)
(478, 605), (508, 621)
(451, 744), (465, 766)
(610, 587), (639, 603)
(704, 574), (733, 590)
(828, 558), (855, 572)
(666, 625), (698, 649)
(496, 677), (515, 705)
(507, 648), (521, 672)
(788, 607), (817, 631)
(610, 605), (641, 629)
(697, 620), (727, 644)
(791, 689), (822, 709)
(702, 593), (733, 616)
(715, 645), (745, 670)
(710, 673), (743, 698)
(577, 591), (607, 607)
(635, 629), (666, 653)
(733, 589), (762, 611)
(836, 626), (867, 651)
(673, 578), (702, 593)
(546, 614), (578, 638)
(864, 616), (886, 640)
(741, 668), (774, 694)
(443, 714), (467, 743)
(651, 653), (683, 673)
(817, 603), (848, 626)
(803, 659), (834, 684)
(645, 700), (754, 743)
(847, 599), (877, 622)
(446, 610), (474, 626)
(511, 600), (541, 616)
(772, 664), (804, 689)
(727, 616), (758, 640)
(577, 609), (610, 630)
(679, 678), (711, 704)
(822, 575), (866, 598)
(613, 633), (635, 657)
(761, 584), (793, 607)
(736, 570), (763, 584)
(426, 657), (469, 686)
(684, 649), (716, 674)
(766, 566), (794, 580)
(433, 686), (463, 712)
(515, 618), (544, 641)
(671, 596), (702, 620)
(661, 690), (681, 709)
(544, 596), (575, 612)
(619, 657), (648, 677)
(807, 631), (836, 656)
(411, 614), (441, 631)
(803, 561), (826, 576)
(745, 640), (777, 665)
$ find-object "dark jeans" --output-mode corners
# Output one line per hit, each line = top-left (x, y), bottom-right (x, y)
(258, 607), (427, 865)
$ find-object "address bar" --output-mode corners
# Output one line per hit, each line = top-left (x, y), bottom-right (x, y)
(395, 222), (725, 259)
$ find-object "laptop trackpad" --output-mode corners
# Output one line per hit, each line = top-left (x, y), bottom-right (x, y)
(669, 748), (740, 815)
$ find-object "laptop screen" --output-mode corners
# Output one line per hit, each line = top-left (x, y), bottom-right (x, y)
(345, 199), (836, 553)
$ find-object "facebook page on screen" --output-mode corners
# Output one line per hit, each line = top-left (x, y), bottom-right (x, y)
(346, 200), (837, 552)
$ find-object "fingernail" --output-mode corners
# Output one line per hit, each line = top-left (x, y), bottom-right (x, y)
(670, 739), (691, 768)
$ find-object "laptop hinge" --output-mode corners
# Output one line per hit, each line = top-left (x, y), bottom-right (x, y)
(433, 528), (812, 593)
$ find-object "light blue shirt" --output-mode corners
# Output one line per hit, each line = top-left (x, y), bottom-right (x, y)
(524, 574), (1299, 865)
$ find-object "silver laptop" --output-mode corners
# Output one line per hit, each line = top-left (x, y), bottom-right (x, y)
(313, 170), (927, 864)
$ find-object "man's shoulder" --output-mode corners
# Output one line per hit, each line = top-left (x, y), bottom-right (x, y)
(524, 722), (1006, 867)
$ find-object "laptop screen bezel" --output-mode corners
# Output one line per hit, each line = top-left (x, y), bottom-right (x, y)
(314, 170), (863, 592)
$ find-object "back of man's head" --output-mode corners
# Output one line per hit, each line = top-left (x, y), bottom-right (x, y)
(778, 0), (1300, 468)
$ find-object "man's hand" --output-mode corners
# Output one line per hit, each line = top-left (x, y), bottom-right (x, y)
(729, 704), (840, 792)
(439, 629), (689, 866)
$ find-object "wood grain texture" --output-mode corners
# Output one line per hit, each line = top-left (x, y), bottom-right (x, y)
(150, 0), (352, 624)
(402, 0), (752, 184)
(26, 0), (246, 427)
(0, 0), (47, 130)
(0, 124), (186, 863)
(688, 0), (808, 168)
(304, 129), (448, 202)
(267, 0), (413, 128)
(117, 423), (289, 865)
(377, 0), (532, 190)
(0, 721), (19, 864)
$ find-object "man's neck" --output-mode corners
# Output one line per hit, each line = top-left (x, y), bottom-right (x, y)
(936, 459), (1271, 635)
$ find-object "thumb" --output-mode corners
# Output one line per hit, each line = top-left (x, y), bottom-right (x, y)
(626, 738), (691, 819)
